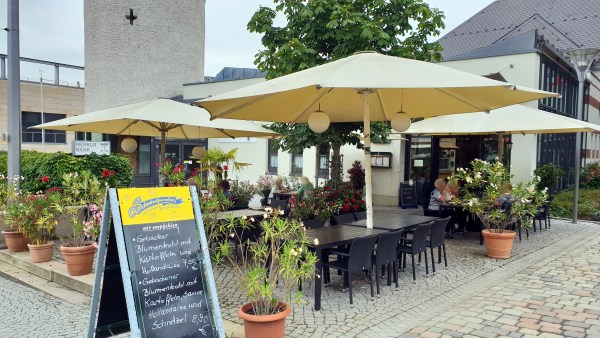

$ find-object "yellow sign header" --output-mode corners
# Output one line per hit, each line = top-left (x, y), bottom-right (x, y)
(118, 187), (195, 226)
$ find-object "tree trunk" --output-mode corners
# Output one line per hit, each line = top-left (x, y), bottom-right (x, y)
(331, 143), (342, 189)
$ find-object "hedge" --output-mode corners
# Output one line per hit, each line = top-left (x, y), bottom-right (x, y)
(550, 189), (600, 220)
(0, 151), (134, 192)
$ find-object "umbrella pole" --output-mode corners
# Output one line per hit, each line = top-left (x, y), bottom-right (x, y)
(362, 92), (374, 229)
(160, 129), (166, 187)
(497, 133), (504, 163)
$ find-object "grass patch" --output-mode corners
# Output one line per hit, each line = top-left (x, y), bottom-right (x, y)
(551, 189), (600, 220)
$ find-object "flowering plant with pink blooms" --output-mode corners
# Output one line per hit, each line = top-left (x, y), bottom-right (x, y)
(60, 170), (104, 247)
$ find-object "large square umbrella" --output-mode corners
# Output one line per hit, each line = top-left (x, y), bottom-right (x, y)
(195, 51), (558, 228)
(33, 98), (279, 184)
(402, 104), (600, 162)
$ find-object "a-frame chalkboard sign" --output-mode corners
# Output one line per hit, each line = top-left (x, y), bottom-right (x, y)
(87, 187), (225, 338)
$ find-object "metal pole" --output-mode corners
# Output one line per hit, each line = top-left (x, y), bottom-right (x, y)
(7, 0), (21, 185)
(572, 72), (585, 224)
(362, 91), (374, 229)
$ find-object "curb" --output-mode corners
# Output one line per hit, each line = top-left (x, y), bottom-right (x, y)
(0, 249), (93, 295)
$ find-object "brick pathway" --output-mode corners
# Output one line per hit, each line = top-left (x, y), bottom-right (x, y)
(213, 208), (600, 338)
(1, 207), (599, 338)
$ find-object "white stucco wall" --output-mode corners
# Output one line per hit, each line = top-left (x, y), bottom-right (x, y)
(84, 0), (206, 112)
(442, 53), (541, 183)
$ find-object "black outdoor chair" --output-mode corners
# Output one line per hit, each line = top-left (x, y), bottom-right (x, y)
(269, 199), (289, 214)
(427, 217), (451, 274)
(322, 235), (379, 306)
(331, 213), (356, 225)
(533, 203), (550, 231)
(397, 221), (433, 282)
(372, 230), (404, 295)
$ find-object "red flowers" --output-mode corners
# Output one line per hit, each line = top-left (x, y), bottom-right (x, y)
(102, 169), (116, 178)
(223, 164), (229, 171)
(342, 204), (351, 213)
(41, 175), (50, 183)
(173, 164), (183, 174)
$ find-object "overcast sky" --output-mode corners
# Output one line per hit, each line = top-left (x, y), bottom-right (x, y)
(0, 0), (495, 84)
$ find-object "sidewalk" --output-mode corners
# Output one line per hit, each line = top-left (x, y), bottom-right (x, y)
(2, 207), (599, 338)
(0, 244), (245, 337)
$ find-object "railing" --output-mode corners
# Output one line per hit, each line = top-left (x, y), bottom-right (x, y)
(0, 54), (84, 88)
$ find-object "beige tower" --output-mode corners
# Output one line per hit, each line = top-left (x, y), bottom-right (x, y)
(84, 1), (206, 112)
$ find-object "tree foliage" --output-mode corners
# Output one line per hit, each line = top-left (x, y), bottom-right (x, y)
(248, 0), (445, 182)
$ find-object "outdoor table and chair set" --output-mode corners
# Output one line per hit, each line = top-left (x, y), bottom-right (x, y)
(218, 204), (452, 311)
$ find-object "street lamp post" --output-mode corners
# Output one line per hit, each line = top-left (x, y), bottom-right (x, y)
(566, 48), (600, 224)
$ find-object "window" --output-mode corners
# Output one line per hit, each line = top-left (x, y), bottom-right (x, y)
(267, 139), (278, 174)
(317, 144), (329, 178)
(291, 153), (303, 176)
(76, 132), (93, 141)
(22, 112), (66, 143)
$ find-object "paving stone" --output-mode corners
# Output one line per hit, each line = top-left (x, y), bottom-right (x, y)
(1, 214), (599, 338)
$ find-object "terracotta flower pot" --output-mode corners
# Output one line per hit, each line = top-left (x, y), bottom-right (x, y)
(60, 242), (97, 276)
(238, 302), (291, 338)
(2, 230), (29, 252)
(27, 241), (55, 263)
(481, 229), (516, 259)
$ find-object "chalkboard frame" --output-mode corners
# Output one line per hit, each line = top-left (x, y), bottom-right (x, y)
(399, 182), (418, 209)
(87, 187), (225, 338)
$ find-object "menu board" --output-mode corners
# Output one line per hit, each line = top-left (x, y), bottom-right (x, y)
(118, 187), (216, 338)
(399, 182), (417, 208)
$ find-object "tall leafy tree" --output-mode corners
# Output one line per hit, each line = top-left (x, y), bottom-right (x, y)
(248, 0), (445, 185)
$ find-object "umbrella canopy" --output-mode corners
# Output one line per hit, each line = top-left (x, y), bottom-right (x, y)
(34, 99), (278, 139)
(197, 52), (558, 123)
(33, 98), (278, 186)
(402, 105), (600, 135)
(195, 52), (559, 228)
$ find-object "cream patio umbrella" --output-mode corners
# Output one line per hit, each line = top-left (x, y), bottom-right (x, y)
(402, 105), (600, 136)
(33, 98), (279, 184)
(402, 104), (600, 162)
(195, 51), (559, 228)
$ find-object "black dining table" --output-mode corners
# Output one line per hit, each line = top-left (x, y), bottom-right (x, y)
(305, 225), (386, 311)
(343, 214), (437, 231)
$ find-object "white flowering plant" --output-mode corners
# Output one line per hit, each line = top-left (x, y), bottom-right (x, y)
(452, 159), (547, 232)
(212, 207), (316, 316)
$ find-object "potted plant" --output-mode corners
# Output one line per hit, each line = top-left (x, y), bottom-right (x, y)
(453, 159), (547, 258)
(347, 160), (366, 190)
(289, 187), (336, 228)
(533, 163), (564, 195)
(59, 171), (104, 275)
(214, 208), (317, 338)
(230, 181), (257, 209)
(0, 174), (29, 252)
(257, 174), (274, 206)
(14, 188), (63, 263)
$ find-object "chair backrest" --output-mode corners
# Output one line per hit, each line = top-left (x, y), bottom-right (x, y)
(353, 211), (367, 220)
(430, 217), (450, 247)
(331, 213), (356, 225)
(348, 235), (379, 273)
(270, 199), (288, 212)
(410, 221), (433, 254)
(374, 230), (404, 265)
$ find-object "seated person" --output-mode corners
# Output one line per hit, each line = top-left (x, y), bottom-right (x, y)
(296, 176), (313, 200)
(444, 179), (467, 233)
(218, 179), (234, 201)
(428, 178), (450, 211)
(269, 177), (288, 198)
(494, 183), (514, 210)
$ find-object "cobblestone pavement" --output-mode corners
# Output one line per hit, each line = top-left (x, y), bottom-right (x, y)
(214, 207), (600, 338)
(0, 273), (90, 338)
(1, 206), (599, 338)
